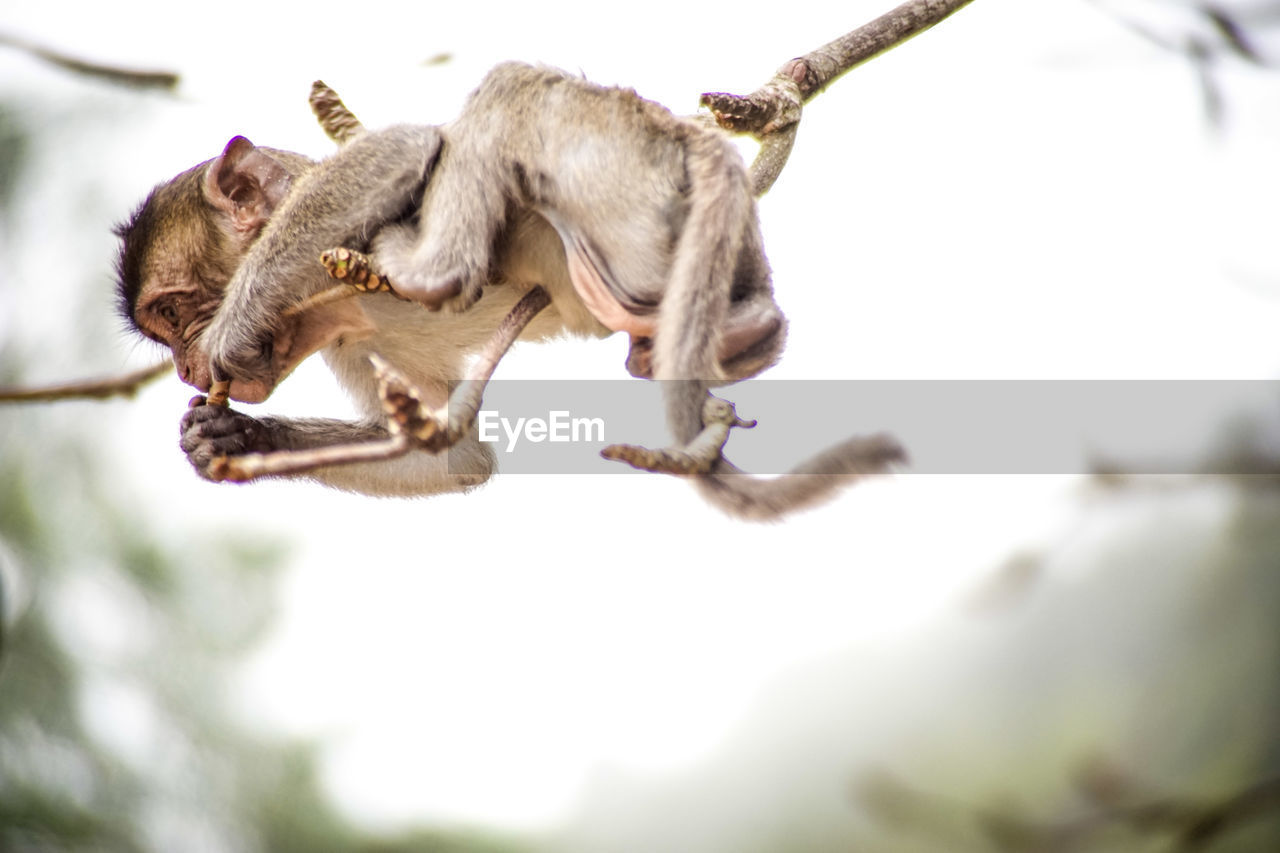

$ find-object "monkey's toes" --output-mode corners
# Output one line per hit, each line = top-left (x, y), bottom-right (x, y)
(320, 247), (396, 294)
(625, 337), (654, 379)
(393, 266), (485, 313)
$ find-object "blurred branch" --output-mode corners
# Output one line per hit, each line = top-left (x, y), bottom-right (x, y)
(1094, 1), (1276, 126)
(0, 32), (179, 90)
(859, 764), (1280, 852)
(1202, 4), (1266, 65)
(1099, 1), (1270, 65)
(0, 361), (171, 403)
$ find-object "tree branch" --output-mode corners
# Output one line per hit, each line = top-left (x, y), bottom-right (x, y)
(703, 0), (977, 193)
(0, 360), (171, 403)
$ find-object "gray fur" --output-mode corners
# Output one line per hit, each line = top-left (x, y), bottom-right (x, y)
(152, 63), (898, 517)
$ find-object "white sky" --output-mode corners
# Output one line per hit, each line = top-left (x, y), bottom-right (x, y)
(2, 0), (1279, 836)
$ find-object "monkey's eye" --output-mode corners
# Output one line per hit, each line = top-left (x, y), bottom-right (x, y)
(157, 303), (180, 327)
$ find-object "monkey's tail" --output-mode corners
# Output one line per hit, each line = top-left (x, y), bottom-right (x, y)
(656, 128), (906, 520)
(695, 434), (907, 522)
(654, 130), (751, 444)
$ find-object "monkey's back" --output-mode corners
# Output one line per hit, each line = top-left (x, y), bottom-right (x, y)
(454, 62), (754, 317)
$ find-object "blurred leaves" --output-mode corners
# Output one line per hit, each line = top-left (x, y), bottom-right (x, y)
(0, 103), (29, 216)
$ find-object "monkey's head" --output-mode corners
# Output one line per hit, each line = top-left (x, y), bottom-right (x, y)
(116, 136), (354, 403)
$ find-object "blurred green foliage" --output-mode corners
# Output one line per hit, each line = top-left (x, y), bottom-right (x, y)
(0, 397), (527, 852)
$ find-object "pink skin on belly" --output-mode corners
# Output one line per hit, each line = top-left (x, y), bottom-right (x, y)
(566, 247), (657, 344)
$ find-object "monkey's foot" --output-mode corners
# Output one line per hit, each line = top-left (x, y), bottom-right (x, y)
(310, 80), (365, 146)
(379, 247), (487, 313)
(625, 336), (654, 379)
(601, 396), (756, 476)
(369, 354), (466, 453)
(320, 247), (407, 299)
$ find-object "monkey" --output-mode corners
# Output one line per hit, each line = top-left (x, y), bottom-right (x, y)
(117, 63), (902, 518)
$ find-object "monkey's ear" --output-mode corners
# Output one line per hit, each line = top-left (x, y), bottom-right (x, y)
(204, 136), (293, 236)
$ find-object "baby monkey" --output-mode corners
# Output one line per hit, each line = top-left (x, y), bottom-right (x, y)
(117, 62), (901, 519)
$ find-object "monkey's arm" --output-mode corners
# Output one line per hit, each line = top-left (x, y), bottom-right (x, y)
(204, 125), (443, 388)
(185, 284), (552, 491)
(179, 406), (494, 496)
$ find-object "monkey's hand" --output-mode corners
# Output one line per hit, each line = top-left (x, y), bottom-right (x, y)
(180, 399), (278, 481)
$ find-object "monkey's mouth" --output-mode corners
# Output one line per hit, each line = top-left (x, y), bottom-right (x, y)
(207, 319), (303, 404)
(190, 296), (375, 404)
(226, 378), (275, 405)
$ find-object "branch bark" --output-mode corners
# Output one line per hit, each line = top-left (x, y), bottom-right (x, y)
(703, 0), (977, 194)
(0, 360), (171, 403)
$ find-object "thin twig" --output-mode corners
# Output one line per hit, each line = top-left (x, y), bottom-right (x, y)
(212, 430), (409, 481)
(861, 767), (1280, 852)
(0, 360), (172, 403)
(205, 379), (231, 408)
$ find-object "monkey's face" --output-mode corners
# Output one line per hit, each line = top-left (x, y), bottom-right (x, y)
(206, 296), (376, 404)
(135, 270), (374, 404)
(119, 142), (371, 403)
(131, 270), (273, 403)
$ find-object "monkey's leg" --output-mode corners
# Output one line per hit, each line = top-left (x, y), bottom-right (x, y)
(374, 285), (553, 453)
(375, 137), (509, 312)
(258, 246), (412, 322)
(602, 396), (756, 475)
